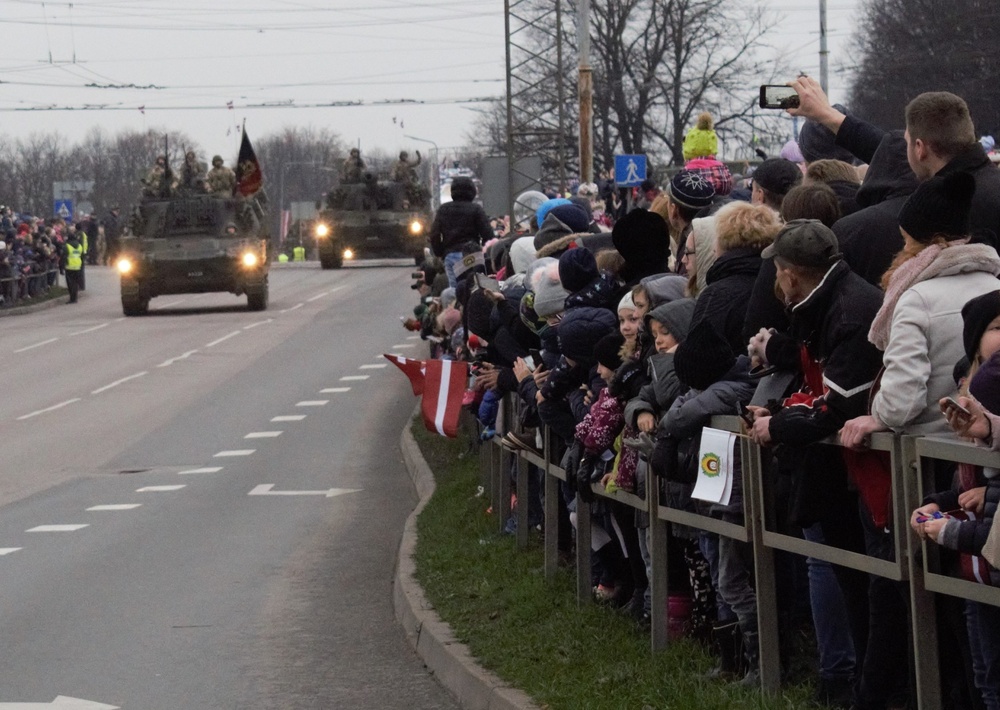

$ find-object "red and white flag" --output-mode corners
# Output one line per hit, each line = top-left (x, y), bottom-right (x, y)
(384, 354), (468, 438)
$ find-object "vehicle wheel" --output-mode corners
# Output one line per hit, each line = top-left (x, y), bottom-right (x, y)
(247, 285), (269, 311)
(122, 295), (148, 316)
(320, 256), (343, 269)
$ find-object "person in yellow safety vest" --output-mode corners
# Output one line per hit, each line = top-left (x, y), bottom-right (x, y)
(292, 245), (306, 262)
(71, 223), (88, 291)
(62, 231), (84, 303)
(277, 253), (289, 263)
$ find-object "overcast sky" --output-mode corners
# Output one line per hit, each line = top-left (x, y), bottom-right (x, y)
(0, 0), (860, 162)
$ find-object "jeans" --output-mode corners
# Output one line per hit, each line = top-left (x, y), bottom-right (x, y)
(803, 523), (856, 681)
(717, 514), (757, 635)
(699, 531), (736, 623)
(966, 600), (1000, 710)
(444, 251), (463, 289)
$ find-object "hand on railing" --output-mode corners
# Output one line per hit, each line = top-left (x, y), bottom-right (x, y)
(839, 413), (887, 450)
(746, 405), (772, 446)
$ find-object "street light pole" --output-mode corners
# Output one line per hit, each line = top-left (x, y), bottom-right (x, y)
(404, 134), (439, 209)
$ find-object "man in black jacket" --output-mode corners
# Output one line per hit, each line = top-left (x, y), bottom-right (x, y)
(747, 220), (891, 710)
(428, 176), (493, 288)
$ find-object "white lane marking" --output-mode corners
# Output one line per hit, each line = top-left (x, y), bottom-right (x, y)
(91, 371), (147, 395)
(14, 337), (58, 353)
(136, 485), (186, 492)
(406, 335), (420, 340)
(27, 524), (89, 532)
(158, 349), (198, 368)
(206, 331), (241, 348)
(249, 484), (361, 498)
(87, 504), (142, 511)
(307, 291), (331, 302)
(296, 400), (329, 407)
(69, 323), (109, 337)
(340, 375), (369, 381)
(157, 299), (187, 308)
(179, 467), (223, 475)
(359, 363), (387, 370)
(243, 319), (272, 330)
(320, 387), (351, 393)
(271, 415), (306, 422)
(17, 398), (81, 421)
(391, 344), (416, 349)
(281, 303), (304, 313)
(0, 548), (21, 555)
(215, 449), (256, 457)
(245, 431), (282, 438)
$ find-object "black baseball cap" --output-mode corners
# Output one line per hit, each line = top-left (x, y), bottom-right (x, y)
(761, 219), (842, 268)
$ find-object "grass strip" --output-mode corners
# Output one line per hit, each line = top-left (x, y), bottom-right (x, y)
(411, 420), (817, 710)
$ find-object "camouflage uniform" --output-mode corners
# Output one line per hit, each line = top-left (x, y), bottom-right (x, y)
(342, 149), (366, 183)
(390, 150), (421, 182)
(142, 157), (172, 197)
(207, 155), (236, 196)
(178, 152), (207, 193)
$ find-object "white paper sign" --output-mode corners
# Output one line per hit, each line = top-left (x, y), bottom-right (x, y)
(692, 427), (736, 504)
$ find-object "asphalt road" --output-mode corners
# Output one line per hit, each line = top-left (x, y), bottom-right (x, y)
(0, 263), (457, 709)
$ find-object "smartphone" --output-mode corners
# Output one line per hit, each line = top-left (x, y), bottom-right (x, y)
(943, 396), (972, 417)
(522, 355), (536, 372)
(736, 401), (755, 427)
(474, 273), (499, 292)
(759, 85), (799, 110)
(529, 348), (543, 363)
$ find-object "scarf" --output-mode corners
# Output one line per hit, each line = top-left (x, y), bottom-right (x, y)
(868, 241), (1000, 351)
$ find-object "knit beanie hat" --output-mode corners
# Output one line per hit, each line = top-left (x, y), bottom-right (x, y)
(780, 140), (804, 164)
(594, 333), (626, 370)
(465, 289), (495, 339)
(531, 261), (570, 317)
(439, 287), (457, 310)
(970, 351), (1000, 415)
(667, 170), (716, 211)
(682, 112), (719, 161)
(612, 209), (671, 269)
(752, 158), (802, 197)
(548, 203), (591, 234)
(618, 291), (636, 312)
(536, 198), (572, 227)
(798, 106), (856, 164)
(558, 247), (599, 293)
(646, 298), (696, 345)
(673, 320), (736, 391)
(508, 236), (537, 275)
(439, 307), (462, 335)
(558, 307), (618, 363)
(981, 136), (996, 154)
(898, 171), (976, 243)
(962, 290), (1000, 363)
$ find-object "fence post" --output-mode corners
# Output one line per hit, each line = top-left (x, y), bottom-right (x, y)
(543, 427), (560, 580)
(516, 451), (530, 548)
(746, 434), (781, 692)
(648, 462), (669, 651)
(903, 435), (941, 710)
(575, 491), (592, 606)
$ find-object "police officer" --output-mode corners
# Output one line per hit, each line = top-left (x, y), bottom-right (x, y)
(292, 244), (306, 262)
(207, 155), (236, 196)
(62, 230), (84, 303)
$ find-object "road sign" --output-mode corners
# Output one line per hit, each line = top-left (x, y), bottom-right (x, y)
(53, 199), (73, 221)
(614, 154), (647, 187)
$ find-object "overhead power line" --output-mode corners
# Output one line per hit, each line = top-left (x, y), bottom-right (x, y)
(0, 95), (501, 112)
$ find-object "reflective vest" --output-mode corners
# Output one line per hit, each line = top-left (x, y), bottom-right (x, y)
(65, 243), (83, 270)
(80, 232), (88, 254)
(277, 253), (289, 263)
(292, 246), (306, 262)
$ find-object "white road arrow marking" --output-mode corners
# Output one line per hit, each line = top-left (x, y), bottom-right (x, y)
(248, 485), (361, 498)
(0, 695), (119, 709)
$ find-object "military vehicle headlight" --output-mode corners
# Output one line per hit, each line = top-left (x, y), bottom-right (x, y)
(409, 220), (423, 235)
(242, 252), (259, 267)
(315, 223), (330, 238)
(116, 258), (133, 274)
(343, 248), (354, 260)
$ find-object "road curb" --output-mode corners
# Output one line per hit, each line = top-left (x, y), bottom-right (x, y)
(396, 423), (538, 710)
(0, 292), (65, 318)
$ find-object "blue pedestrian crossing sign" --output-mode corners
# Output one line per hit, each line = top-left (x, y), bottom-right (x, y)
(614, 154), (647, 187)
(54, 199), (74, 221)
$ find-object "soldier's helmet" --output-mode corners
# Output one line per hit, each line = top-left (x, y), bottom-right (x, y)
(186, 151), (196, 160)
(349, 148), (359, 156)
(399, 151), (408, 160)
(156, 156), (166, 166)
(223, 222), (237, 235)
(212, 155), (224, 166)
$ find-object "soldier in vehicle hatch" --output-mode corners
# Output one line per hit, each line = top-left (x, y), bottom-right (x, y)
(178, 151), (207, 194)
(391, 150), (421, 183)
(207, 155), (236, 196)
(142, 155), (172, 197)
(342, 148), (366, 183)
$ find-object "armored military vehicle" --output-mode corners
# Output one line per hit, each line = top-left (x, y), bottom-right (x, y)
(313, 176), (430, 269)
(115, 194), (269, 315)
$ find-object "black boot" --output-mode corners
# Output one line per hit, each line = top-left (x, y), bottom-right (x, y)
(738, 630), (760, 687)
(704, 621), (742, 680)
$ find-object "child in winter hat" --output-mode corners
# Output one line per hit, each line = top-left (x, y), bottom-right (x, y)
(683, 112), (733, 196)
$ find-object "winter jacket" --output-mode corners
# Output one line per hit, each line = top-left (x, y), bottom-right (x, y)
(623, 353), (683, 428)
(428, 200), (493, 257)
(873, 251), (1000, 437)
(833, 130), (918, 286)
(689, 247), (762, 354)
(926, 468), (1000, 586)
(575, 387), (624, 456)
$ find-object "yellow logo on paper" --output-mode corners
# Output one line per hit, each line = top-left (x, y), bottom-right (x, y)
(700, 453), (721, 477)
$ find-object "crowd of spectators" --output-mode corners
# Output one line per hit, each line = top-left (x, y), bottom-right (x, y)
(407, 77), (1000, 709)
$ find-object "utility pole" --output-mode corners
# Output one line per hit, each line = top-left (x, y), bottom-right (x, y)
(819, 0), (829, 94)
(578, 0), (593, 184)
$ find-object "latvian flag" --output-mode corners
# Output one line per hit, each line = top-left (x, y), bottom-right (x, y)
(384, 354), (469, 438)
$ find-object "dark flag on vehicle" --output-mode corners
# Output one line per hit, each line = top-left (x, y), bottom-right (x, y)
(234, 124), (263, 197)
